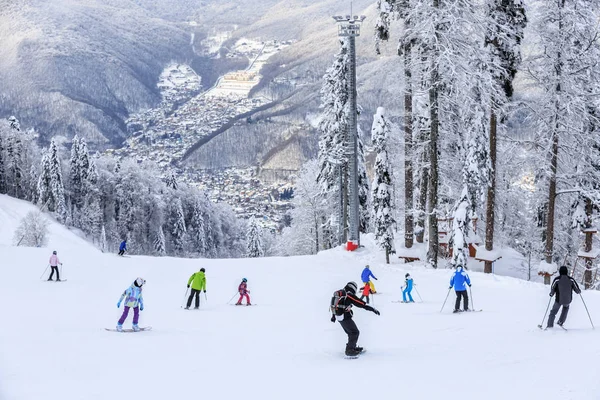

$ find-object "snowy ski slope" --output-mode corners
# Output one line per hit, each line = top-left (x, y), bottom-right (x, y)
(0, 194), (599, 400)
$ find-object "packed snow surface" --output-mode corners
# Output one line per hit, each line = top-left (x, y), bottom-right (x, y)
(0, 194), (599, 400)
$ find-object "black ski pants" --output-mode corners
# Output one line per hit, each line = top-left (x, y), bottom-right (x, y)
(339, 317), (360, 349)
(49, 266), (60, 281)
(359, 295), (370, 304)
(118, 249), (125, 256)
(548, 302), (570, 327)
(187, 289), (201, 308)
(455, 290), (469, 311)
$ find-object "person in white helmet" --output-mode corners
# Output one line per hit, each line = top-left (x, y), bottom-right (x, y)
(330, 281), (380, 356)
(116, 277), (145, 332)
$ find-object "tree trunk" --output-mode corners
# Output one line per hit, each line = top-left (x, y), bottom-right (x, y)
(427, 56), (440, 269)
(385, 248), (390, 264)
(484, 109), (497, 273)
(545, 129), (559, 265)
(404, 41), (415, 249)
(416, 162), (429, 243)
(584, 197), (593, 289)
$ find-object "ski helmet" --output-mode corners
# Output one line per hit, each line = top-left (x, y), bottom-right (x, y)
(344, 281), (358, 295)
(135, 277), (146, 287)
(200, 268), (205, 273)
(242, 278), (247, 282)
(52, 250), (57, 255)
(405, 273), (410, 278)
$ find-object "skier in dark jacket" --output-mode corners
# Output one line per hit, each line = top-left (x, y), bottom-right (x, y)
(330, 281), (380, 356)
(118, 240), (127, 256)
(547, 266), (581, 328)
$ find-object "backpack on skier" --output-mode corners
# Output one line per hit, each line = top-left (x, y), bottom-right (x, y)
(330, 289), (349, 316)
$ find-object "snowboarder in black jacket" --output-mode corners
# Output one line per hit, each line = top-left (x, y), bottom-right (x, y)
(547, 266), (581, 328)
(330, 281), (380, 356)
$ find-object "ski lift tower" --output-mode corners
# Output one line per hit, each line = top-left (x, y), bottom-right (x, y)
(333, 13), (365, 251)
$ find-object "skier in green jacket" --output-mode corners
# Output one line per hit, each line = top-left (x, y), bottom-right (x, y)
(185, 268), (206, 309)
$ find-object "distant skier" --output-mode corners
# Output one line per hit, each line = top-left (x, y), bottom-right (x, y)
(236, 278), (251, 306)
(546, 266), (581, 328)
(47, 250), (63, 282)
(361, 265), (378, 294)
(402, 273), (414, 303)
(116, 277), (145, 332)
(118, 240), (127, 256)
(330, 281), (380, 357)
(359, 282), (371, 304)
(449, 266), (471, 313)
(185, 268), (206, 310)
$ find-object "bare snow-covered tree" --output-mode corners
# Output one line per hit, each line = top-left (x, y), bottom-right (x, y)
(14, 211), (49, 247)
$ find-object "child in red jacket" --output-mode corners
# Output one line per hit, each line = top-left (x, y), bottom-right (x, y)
(236, 278), (251, 306)
(359, 282), (371, 304)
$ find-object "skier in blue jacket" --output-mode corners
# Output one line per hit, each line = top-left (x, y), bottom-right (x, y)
(118, 240), (127, 256)
(402, 273), (414, 303)
(449, 266), (471, 312)
(361, 265), (378, 294)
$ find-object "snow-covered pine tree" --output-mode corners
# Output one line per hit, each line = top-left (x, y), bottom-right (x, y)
(483, 0), (526, 273)
(170, 198), (187, 255)
(449, 189), (470, 268)
(371, 108), (396, 263)
(100, 225), (107, 252)
(69, 135), (81, 207)
(154, 226), (166, 256)
(316, 39), (351, 248)
(246, 217), (264, 257)
(0, 134), (6, 195)
(188, 198), (207, 256)
(165, 171), (178, 190)
(526, 0), (600, 266)
(48, 139), (67, 222)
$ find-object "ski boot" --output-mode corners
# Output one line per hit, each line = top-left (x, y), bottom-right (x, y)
(235, 302), (242, 306)
(184, 306), (190, 310)
(345, 345), (360, 357)
(193, 307), (199, 310)
(56, 279), (61, 282)
(355, 346), (364, 353)
(116, 324), (123, 332)
(47, 278), (53, 281)
(453, 309), (462, 313)
(246, 303), (252, 306)
(132, 324), (140, 332)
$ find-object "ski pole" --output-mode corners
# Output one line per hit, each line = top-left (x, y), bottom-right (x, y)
(204, 292), (208, 303)
(181, 288), (189, 308)
(469, 286), (474, 310)
(440, 288), (451, 313)
(415, 286), (423, 303)
(39, 265), (50, 280)
(60, 264), (64, 280)
(539, 296), (552, 328)
(227, 292), (238, 305)
(579, 293), (595, 329)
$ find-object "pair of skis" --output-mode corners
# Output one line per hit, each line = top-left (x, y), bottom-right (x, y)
(537, 324), (567, 331)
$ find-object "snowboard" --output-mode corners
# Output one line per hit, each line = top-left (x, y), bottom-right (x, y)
(105, 326), (152, 333)
(344, 349), (367, 359)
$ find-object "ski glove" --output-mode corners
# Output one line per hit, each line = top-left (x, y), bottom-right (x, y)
(187, 285), (190, 288)
(331, 315), (336, 323)
(117, 302), (121, 308)
(372, 308), (381, 316)
(140, 305), (144, 311)
(203, 290), (206, 293)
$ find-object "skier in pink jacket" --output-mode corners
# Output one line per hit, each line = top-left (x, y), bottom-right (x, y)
(48, 251), (63, 281)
